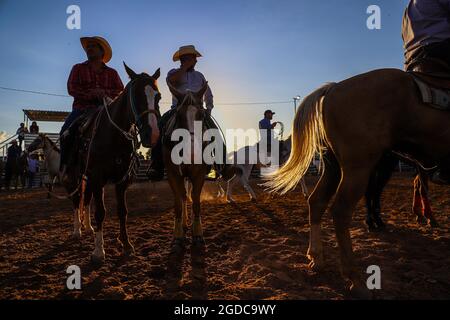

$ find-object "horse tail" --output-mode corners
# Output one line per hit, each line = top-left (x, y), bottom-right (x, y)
(265, 82), (336, 194)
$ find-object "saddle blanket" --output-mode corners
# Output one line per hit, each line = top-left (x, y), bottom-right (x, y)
(412, 75), (450, 110)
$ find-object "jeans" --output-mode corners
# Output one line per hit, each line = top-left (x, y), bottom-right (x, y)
(60, 109), (86, 135)
(60, 108), (86, 168)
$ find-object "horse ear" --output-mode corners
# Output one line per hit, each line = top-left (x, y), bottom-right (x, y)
(123, 62), (138, 80)
(167, 80), (184, 103)
(195, 81), (208, 101)
(151, 68), (161, 80)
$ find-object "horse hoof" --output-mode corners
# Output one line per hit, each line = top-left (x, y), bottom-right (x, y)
(172, 238), (185, 249)
(427, 218), (439, 228)
(192, 236), (205, 246)
(349, 283), (373, 300)
(307, 259), (324, 272)
(91, 253), (105, 265)
(71, 231), (81, 240)
(416, 215), (427, 225)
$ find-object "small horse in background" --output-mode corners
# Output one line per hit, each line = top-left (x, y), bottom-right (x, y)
(365, 152), (438, 231)
(217, 136), (308, 202)
(63, 63), (161, 263)
(28, 134), (61, 198)
(164, 83), (211, 247)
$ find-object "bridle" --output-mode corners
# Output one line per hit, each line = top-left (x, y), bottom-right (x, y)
(104, 78), (160, 143)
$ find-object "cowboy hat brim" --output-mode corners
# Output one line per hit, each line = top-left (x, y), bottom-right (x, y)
(80, 36), (112, 63)
(172, 46), (202, 62)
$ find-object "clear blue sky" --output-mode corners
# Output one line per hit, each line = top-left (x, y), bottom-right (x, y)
(0, 0), (409, 144)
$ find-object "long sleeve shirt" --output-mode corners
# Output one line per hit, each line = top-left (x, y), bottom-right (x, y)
(402, 0), (450, 64)
(67, 61), (124, 111)
(167, 68), (214, 110)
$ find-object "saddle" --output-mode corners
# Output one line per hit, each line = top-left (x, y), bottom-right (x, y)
(409, 57), (450, 110)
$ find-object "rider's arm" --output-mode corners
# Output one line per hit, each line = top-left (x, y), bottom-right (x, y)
(204, 83), (214, 111)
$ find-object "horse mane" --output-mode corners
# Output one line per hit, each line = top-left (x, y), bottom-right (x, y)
(177, 91), (199, 110)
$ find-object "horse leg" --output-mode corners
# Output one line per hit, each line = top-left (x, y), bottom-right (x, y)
(82, 186), (94, 234)
(300, 178), (309, 198)
(185, 179), (193, 202)
(226, 175), (238, 203)
(48, 176), (56, 199)
(216, 179), (225, 198)
(115, 182), (134, 255)
(331, 168), (374, 298)
(242, 166), (257, 201)
(367, 154), (395, 231)
(167, 173), (187, 245)
(364, 177), (376, 231)
(71, 195), (82, 239)
(418, 172), (438, 227)
(191, 176), (205, 245)
(72, 209), (82, 239)
(91, 186), (106, 264)
(413, 174), (427, 224)
(307, 151), (341, 270)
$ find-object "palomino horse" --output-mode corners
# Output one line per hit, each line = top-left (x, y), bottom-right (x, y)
(163, 83), (211, 246)
(266, 68), (450, 297)
(28, 134), (61, 198)
(64, 63), (161, 263)
(365, 152), (438, 231)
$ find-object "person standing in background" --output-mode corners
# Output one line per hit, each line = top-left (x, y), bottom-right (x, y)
(27, 154), (39, 189)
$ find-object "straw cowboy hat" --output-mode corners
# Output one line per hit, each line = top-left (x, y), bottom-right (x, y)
(172, 45), (202, 62)
(80, 36), (112, 63)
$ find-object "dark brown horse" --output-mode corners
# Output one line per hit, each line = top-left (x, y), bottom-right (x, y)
(163, 83), (210, 246)
(365, 152), (438, 231)
(64, 63), (161, 263)
(267, 68), (450, 297)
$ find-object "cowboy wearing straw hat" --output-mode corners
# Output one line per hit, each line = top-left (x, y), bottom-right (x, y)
(147, 45), (220, 181)
(59, 36), (124, 179)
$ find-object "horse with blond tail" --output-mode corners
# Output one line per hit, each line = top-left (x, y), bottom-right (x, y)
(265, 68), (450, 298)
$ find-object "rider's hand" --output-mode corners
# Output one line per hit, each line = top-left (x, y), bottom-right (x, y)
(90, 88), (106, 99)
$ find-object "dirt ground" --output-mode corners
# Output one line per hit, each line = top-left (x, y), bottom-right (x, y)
(1, 173), (450, 300)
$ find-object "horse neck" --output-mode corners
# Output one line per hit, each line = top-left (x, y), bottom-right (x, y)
(107, 91), (133, 132)
(43, 138), (58, 156)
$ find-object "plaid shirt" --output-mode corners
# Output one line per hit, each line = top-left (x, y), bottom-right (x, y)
(67, 61), (124, 110)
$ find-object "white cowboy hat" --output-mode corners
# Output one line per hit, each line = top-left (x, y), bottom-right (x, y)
(172, 45), (202, 62)
(80, 36), (113, 63)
